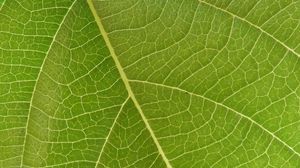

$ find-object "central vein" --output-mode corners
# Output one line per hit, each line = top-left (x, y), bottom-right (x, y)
(87, 0), (173, 167)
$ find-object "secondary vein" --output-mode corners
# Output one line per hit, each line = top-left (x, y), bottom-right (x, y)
(129, 79), (300, 158)
(199, 0), (300, 59)
(94, 97), (130, 168)
(20, 0), (78, 166)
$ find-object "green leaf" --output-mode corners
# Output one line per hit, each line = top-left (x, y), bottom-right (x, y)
(1, 0), (300, 167)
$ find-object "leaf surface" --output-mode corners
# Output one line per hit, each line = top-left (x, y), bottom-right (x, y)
(1, 0), (300, 167)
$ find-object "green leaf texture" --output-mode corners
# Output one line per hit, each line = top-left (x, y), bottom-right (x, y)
(1, 0), (300, 167)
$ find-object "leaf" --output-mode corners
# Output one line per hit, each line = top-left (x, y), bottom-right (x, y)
(1, 0), (300, 167)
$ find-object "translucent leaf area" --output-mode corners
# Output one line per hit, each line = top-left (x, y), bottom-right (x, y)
(1, 0), (300, 167)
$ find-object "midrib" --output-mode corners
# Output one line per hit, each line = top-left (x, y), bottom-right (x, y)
(87, 0), (173, 167)
(20, 0), (78, 167)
